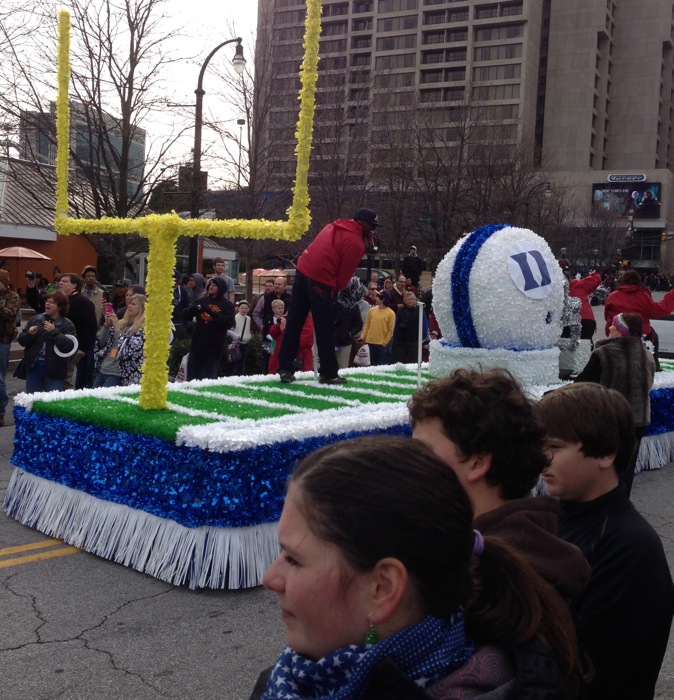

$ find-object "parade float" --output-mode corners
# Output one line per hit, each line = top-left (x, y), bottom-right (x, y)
(4, 5), (674, 591)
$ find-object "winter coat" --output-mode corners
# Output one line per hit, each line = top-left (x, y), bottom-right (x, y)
(183, 277), (235, 360)
(574, 336), (655, 426)
(297, 219), (366, 291)
(66, 292), (98, 353)
(560, 486), (674, 699)
(18, 314), (77, 380)
(604, 284), (674, 336)
(0, 288), (20, 345)
(569, 272), (601, 321)
(474, 496), (590, 604)
(249, 642), (574, 700)
(81, 285), (105, 324)
(393, 305), (429, 345)
(118, 328), (145, 386)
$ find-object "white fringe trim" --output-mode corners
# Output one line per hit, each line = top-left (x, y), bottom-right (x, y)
(3, 469), (279, 590)
(636, 432), (674, 473)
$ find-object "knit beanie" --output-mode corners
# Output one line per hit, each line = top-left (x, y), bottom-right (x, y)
(612, 313), (632, 337)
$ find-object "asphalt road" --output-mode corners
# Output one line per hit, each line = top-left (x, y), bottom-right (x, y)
(2, 333), (674, 698)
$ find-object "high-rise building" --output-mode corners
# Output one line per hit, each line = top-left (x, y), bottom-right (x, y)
(258, 0), (674, 271)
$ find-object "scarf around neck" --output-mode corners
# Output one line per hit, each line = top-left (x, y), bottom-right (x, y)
(262, 613), (474, 700)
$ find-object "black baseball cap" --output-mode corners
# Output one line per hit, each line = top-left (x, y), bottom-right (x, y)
(353, 208), (382, 228)
(115, 278), (132, 287)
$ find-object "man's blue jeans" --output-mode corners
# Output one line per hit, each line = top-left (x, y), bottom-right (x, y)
(0, 343), (9, 416)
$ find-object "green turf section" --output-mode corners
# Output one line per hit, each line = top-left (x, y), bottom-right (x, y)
(166, 390), (290, 419)
(28, 370), (426, 443)
(190, 384), (352, 411)
(32, 397), (215, 442)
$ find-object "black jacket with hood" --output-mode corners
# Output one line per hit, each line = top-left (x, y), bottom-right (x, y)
(182, 277), (235, 359)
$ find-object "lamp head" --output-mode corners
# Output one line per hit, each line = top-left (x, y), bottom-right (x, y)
(232, 39), (246, 75)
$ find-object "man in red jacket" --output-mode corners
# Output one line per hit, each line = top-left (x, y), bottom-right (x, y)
(278, 208), (380, 384)
(604, 269), (674, 368)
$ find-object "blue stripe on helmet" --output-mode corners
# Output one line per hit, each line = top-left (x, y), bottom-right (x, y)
(451, 223), (509, 348)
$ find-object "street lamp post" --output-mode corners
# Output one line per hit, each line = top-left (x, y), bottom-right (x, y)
(189, 38), (246, 274)
(236, 118), (245, 190)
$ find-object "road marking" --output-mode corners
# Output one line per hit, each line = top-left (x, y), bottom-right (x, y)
(0, 539), (81, 568)
(0, 539), (64, 556)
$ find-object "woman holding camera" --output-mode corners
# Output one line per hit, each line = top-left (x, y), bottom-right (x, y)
(17, 291), (77, 393)
(93, 294), (147, 387)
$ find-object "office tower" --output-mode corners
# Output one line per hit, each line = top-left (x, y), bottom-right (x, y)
(258, 0), (674, 270)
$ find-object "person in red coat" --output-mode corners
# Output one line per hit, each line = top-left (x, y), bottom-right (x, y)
(604, 269), (674, 368)
(268, 314), (314, 375)
(569, 270), (601, 339)
(277, 208), (380, 385)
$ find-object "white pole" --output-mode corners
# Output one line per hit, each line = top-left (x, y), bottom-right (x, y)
(416, 301), (425, 389)
(313, 329), (319, 381)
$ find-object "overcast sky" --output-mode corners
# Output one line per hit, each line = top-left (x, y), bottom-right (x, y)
(149, 0), (260, 184)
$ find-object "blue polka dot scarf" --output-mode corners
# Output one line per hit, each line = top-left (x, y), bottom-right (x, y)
(261, 613), (475, 700)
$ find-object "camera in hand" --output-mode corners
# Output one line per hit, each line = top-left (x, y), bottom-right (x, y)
(26, 271), (42, 280)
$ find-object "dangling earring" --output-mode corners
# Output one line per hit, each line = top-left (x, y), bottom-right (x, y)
(363, 618), (379, 645)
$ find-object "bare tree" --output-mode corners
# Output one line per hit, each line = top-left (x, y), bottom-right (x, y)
(0, 0), (189, 279)
(201, 5), (305, 301)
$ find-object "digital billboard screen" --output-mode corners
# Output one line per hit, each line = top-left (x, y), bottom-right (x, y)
(592, 181), (662, 219)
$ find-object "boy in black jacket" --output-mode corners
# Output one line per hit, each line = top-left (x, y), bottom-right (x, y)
(535, 383), (674, 700)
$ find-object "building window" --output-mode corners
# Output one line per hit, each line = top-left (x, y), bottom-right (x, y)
(378, 0), (418, 12)
(274, 9), (307, 25)
(475, 24), (524, 41)
(446, 48), (467, 61)
(471, 83), (521, 100)
(420, 88), (443, 103)
(352, 36), (372, 48)
(352, 18), (373, 30)
(322, 56), (348, 70)
(375, 53), (416, 69)
(422, 30), (445, 44)
(349, 87), (370, 100)
(448, 28), (468, 41)
(473, 63), (521, 81)
(501, 2), (523, 16)
(322, 21), (348, 36)
(353, 0), (373, 12)
(351, 53), (371, 65)
(378, 14), (418, 31)
(374, 71), (415, 88)
(474, 43), (522, 61)
(377, 34), (417, 50)
(444, 86), (465, 100)
(320, 38), (348, 53)
(421, 69), (444, 83)
(475, 4), (498, 19)
(350, 70), (371, 83)
(424, 11), (445, 24)
(448, 9), (469, 22)
(422, 49), (444, 64)
(446, 67), (466, 80)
